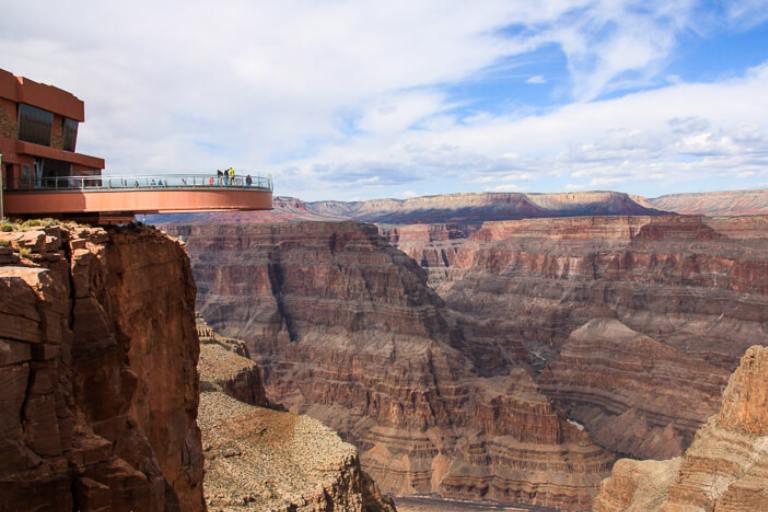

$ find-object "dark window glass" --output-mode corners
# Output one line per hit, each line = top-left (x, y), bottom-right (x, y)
(18, 104), (53, 146)
(41, 158), (72, 187)
(62, 118), (78, 151)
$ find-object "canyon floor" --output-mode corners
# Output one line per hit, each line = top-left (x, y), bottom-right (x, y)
(395, 496), (556, 511)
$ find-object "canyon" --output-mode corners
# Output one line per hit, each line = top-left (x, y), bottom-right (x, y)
(0, 221), (397, 512)
(166, 210), (768, 511)
(0, 190), (765, 511)
(168, 221), (615, 511)
(386, 215), (768, 458)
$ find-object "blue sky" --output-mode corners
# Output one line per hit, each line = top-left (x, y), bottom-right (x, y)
(1, 1), (768, 200)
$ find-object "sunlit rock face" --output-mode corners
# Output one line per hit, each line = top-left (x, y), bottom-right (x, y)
(168, 213), (768, 511)
(170, 221), (615, 511)
(649, 189), (768, 216)
(593, 345), (768, 512)
(386, 215), (768, 459)
(0, 224), (204, 511)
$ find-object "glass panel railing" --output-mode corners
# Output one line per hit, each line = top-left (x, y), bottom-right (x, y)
(10, 174), (273, 192)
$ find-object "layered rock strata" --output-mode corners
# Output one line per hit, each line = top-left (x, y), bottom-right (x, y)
(197, 326), (395, 512)
(539, 318), (728, 459)
(385, 215), (768, 459)
(0, 223), (204, 511)
(649, 189), (768, 216)
(593, 345), (768, 511)
(169, 221), (615, 511)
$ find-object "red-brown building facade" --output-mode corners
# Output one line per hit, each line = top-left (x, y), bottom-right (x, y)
(0, 68), (104, 190)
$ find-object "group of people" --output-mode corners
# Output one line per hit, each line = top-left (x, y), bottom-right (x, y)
(214, 167), (255, 186)
(216, 167), (236, 185)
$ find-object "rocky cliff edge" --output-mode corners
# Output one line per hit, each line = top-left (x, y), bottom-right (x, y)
(0, 221), (205, 511)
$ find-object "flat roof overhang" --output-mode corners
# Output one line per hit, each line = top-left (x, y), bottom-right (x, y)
(0, 69), (85, 121)
(0, 140), (106, 169)
(3, 188), (273, 216)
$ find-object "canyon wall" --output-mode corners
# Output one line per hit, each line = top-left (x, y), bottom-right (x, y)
(0, 223), (204, 511)
(169, 221), (615, 511)
(386, 215), (768, 461)
(167, 213), (768, 510)
(593, 345), (768, 511)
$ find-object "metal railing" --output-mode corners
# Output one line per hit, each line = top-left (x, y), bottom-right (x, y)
(9, 173), (273, 192)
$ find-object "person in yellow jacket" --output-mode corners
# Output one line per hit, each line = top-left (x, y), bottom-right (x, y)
(227, 167), (235, 185)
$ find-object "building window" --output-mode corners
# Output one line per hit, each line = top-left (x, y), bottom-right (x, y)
(17, 104), (53, 146)
(62, 118), (78, 151)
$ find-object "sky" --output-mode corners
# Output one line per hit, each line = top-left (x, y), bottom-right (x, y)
(1, 1), (768, 201)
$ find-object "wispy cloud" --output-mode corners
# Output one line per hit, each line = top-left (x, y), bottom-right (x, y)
(526, 75), (547, 84)
(286, 63), (768, 198)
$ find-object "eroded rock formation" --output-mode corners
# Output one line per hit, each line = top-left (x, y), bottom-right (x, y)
(164, 213), (768, 510)
(169, 221), (615, 511)
(0, 223), (204, 511)
(593, 345), (768, 511)
(387, 215), (768, 460)
(197, 322), (395, 512)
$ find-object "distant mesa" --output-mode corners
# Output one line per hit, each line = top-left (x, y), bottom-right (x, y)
(648, 188), (768, 216)
(305, 191), (666, 223)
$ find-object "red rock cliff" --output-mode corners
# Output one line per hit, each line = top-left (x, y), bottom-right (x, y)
(0, 223), (204, 511)
(169, 221), (614, 511)
(387, 215), (768, 460)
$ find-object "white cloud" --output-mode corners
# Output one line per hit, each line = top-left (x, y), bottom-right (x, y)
(526, 75), (547, 84)
(287, 63), (768, 198)
(0, 1), (763, 200)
